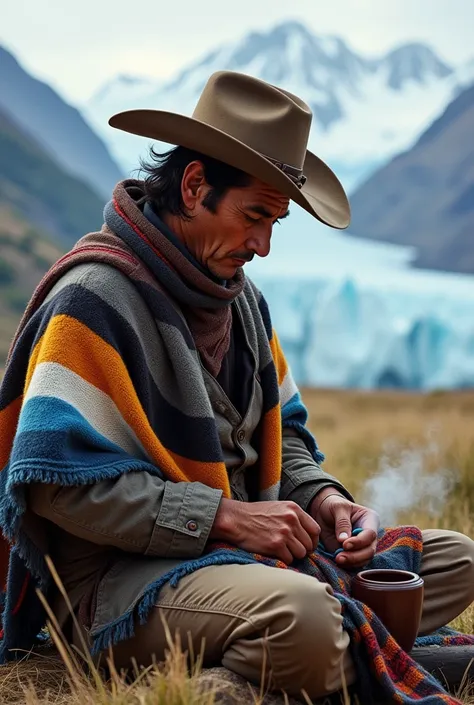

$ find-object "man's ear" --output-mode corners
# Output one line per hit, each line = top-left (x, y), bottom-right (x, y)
(181, 161), (207, 211)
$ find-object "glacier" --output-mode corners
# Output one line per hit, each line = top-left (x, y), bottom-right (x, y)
(246, 209), (474, 390)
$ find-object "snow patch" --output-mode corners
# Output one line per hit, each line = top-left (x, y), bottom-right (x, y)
(318, 35), (340, 59)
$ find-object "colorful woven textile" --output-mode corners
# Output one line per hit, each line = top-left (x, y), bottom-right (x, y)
(91, 526), (472, 705)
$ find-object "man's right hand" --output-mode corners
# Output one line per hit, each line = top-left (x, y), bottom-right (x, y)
(209, 498), (321, 565)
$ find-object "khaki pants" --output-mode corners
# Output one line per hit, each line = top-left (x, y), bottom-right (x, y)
(102, 530), (474, 700)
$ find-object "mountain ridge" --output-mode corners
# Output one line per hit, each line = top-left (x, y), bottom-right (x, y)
(0, 105), (105, 246)
(348, 81), (474, 273)
(90, 25), (455, 105)
(0, 104), (110, 362)
(85, 20), (472, 192)
(0, 45), (124, 199)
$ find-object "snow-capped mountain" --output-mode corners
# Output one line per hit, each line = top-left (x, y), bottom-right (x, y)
(84, 20), (473, 192)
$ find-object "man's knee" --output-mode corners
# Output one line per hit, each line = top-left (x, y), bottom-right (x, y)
(280, 575), (343, 649)
(262, 573), (353, 697)
(266, 573), (349, 674)
(449, 531), (474, 598)
(423, 528), (474, 611)
(424, 529), (474, 582)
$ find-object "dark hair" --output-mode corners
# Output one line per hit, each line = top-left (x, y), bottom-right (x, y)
(139, 145), (252, 219)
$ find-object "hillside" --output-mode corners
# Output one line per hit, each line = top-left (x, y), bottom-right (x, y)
(0, 45), (123, 198)
(0, 107), (104, 246)
(348, 83), (474, 273)
(0, 204), (63, 364)
(0, 108), (106, 364)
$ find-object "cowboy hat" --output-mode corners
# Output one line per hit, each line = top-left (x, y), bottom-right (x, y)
(108, 71), (350, 229)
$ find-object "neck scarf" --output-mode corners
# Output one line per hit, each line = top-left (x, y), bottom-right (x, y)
(118, 181), (244, 376)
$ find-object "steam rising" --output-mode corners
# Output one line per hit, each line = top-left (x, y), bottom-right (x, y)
(363, 430), (455, 525)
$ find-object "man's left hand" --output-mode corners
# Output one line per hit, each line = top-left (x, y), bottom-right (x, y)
(309, 489), (380, 568)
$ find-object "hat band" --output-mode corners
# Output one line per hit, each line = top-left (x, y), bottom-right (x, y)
(263, 155), (307, 189)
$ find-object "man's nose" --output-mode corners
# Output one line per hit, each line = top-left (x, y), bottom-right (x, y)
(246, 228), (272, 258)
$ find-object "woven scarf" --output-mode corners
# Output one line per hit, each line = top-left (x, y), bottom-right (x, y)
(12, 181), (245, 377)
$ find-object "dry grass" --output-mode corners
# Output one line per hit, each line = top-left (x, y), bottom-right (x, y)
(0, 636), (223, 705)
(1, 558), (229, 705)
(304, 387), (474, 537)
(2, 388), (474, 704)
(302, 387), (474, 637)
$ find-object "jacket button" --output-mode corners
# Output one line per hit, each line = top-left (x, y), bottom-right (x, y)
(237, 429), (245, 442)
(186, 520), (198, 532)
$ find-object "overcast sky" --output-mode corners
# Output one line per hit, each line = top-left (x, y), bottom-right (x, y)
(2, 0), (473, 104)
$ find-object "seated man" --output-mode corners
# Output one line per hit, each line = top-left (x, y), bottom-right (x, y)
(0, 71), (473, 701)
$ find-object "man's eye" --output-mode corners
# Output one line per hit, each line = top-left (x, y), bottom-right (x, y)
(245, 214), (260, 223)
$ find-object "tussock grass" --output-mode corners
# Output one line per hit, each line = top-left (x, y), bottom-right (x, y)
(0, 640), (222, 705)
(1, 557), (222, 705)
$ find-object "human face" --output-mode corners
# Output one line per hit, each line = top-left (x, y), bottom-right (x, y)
(166, 163), (290, 280)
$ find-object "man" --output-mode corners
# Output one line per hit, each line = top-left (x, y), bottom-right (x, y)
(0, 71), (473, 701)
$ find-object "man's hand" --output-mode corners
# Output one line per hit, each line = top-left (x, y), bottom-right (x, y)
(309, 489), (380, 568)
(210, 498), (321, 565)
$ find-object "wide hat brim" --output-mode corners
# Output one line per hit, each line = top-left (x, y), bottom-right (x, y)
(109, 109), (351, 229)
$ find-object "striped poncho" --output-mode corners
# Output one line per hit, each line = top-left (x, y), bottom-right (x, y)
(0, 181), (322, 663)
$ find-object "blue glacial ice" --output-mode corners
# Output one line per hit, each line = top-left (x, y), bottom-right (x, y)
(246, 209), (474, 390)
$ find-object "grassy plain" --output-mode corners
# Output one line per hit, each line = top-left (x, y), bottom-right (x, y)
(2, 388), (473, 704)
